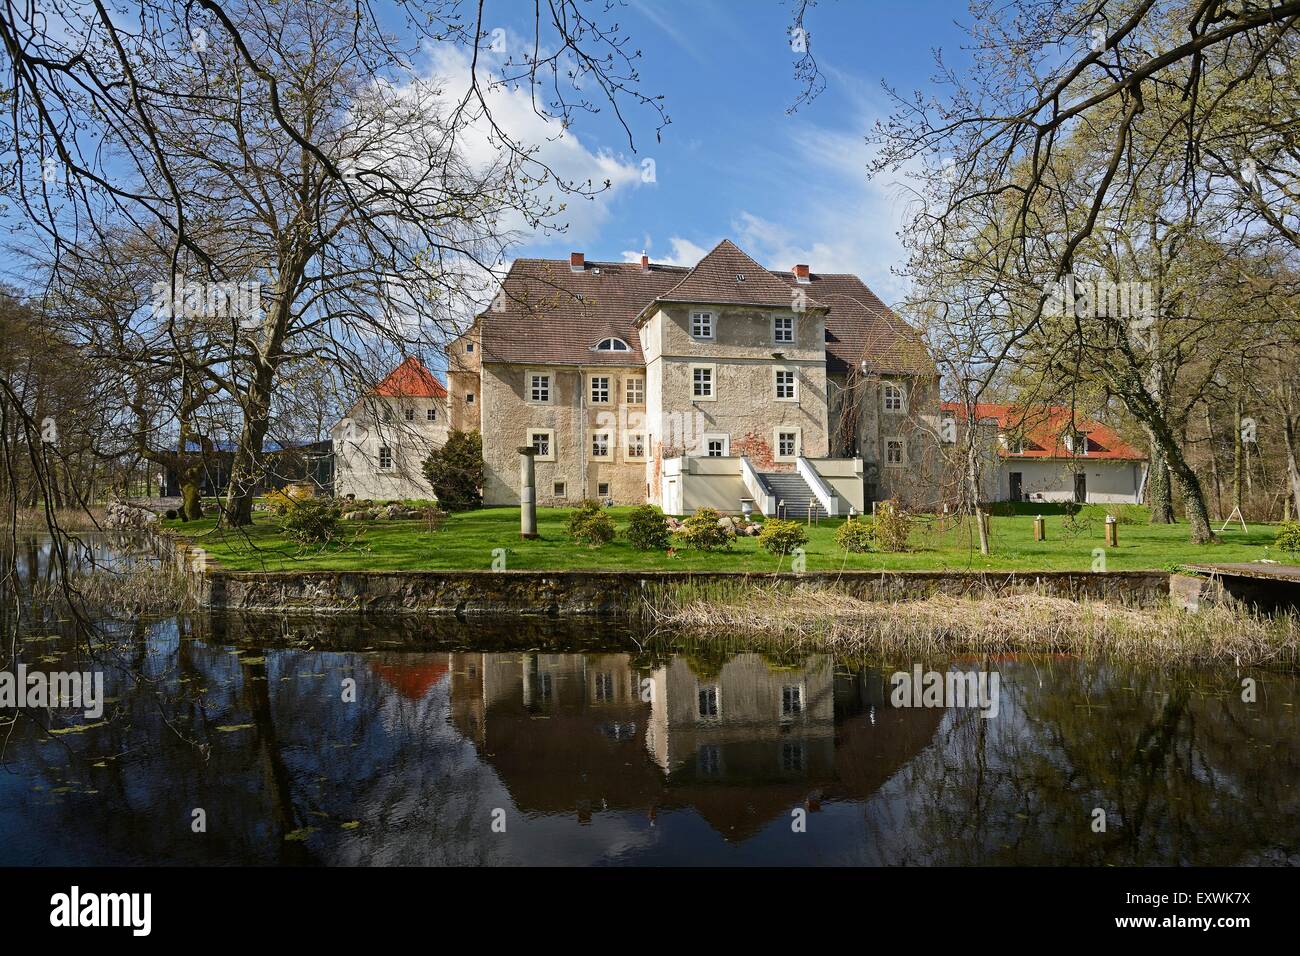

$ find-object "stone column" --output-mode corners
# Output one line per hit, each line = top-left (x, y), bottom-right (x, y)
(518, 446), (539, 539)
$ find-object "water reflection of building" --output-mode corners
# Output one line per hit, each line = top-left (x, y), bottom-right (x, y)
(444, 651), (943, 842)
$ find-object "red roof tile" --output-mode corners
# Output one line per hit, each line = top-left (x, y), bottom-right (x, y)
(373, 356), (447, 398)
(940, 402), (1147, 461)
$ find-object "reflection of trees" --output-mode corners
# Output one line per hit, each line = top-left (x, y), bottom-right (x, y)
(865, 660), (1300, 865)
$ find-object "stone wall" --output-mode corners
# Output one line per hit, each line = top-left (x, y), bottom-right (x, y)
(192, 567), (1172, 617)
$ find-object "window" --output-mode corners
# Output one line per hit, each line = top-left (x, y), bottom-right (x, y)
(528, 371), (551, 403)
(697, 744), (721, 776)
(590, 431), (612, 459)
(378, 446), (393, 469)
(883, 383), (905, 412)
(701, 433), (729, 458)
(886, 438), (905, 466)
(427, 408), (436, 421)
(775, 369), (797, 400)
(595, 337), (630, 351)
(625, 377), (645, 405)
(782, 685), (803, 717)
(382, 406), (392, 423)
(589, 375), (610, 404)
(692, 364), (714, 399)
(776, 429), (800, 460)
(698, 684), (720, 718)
(782, 741), (805, 772)
(690, 310), (714, 339)
(466, 342), (475, 353)
(597, 481), (611, 498)
(466, 393), (475, 404)
(773, 315), (794, 344)
(529, 430), (553, 460)
(553, 481), (567, 498)
(404, 407), (415, 421)
(625, 431), (647, 461)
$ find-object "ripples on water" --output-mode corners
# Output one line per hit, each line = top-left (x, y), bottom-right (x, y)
(1, 535), (1297, 866)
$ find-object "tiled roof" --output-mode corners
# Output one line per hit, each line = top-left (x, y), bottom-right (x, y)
(373, 356), (447, 398)
(477, 258), (688, 366)
(940, 402), (1147, 461)
(651, 239), (824, 311)
(474, 239), (932, 376)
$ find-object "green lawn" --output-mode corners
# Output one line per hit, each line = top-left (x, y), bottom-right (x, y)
(162, 506), (1298, 573)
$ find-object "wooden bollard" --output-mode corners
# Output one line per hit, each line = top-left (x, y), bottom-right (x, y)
(1033, 515), (1045, 541)
(979, 511), (990, 539)
(1104, 514), (1118, 547)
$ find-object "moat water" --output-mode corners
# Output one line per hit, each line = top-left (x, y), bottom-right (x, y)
(1, 534), (1297, 865)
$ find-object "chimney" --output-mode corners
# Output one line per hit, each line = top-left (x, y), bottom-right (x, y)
(570, 251), (585, 272)
(793, 263), (810, 283)
(640, 251), (650, 271)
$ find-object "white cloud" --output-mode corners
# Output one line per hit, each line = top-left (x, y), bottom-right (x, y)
(413, 42), (648, 246)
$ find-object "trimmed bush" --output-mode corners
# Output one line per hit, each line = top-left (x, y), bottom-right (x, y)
(280, 497), (343, 546)
(873, 500), (913, 552)
(674, 507), (734, 551)
(1275, 520), (1300, 553)
(422, 430), (484, 511)
(626, 504), (671, 551)
(758, 518), (808, 556)
(567, 500), (615, 546)
(835, 517), (875, 553)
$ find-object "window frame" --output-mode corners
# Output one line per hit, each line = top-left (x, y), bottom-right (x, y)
(588, 374), (611, 405)
(885, 436), (906, 467)
(377, 446), (393, 470)
(552, 480), (568, 498)
(700, 432), (730, 458)
(690, 309), (716, 340)
(774, 427), (802, 462)
(883, 382), (906, 413)
(625, 376), (645, 406)
(597, 481), (611, 498)
(589, 429), (613, 461)
(774, 367), (798, 401)
(426, 407), (437, 422)
(624, 430), (648, 462)
(690, 363), (716, 401)
(772, 313), (795, 345)
(528, 428), (555, 462)
(526, 369), (553, 405)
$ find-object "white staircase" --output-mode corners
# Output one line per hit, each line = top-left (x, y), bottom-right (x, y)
(761, 471), (820, 519)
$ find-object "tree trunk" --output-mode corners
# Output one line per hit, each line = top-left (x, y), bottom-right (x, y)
(1284, 407), (1300, 521)
(224, 362), (276, 527)
(1166, 439), (1217, 544)
(1203, 406), (1223, 520)
(1146, 434), (1175, 523)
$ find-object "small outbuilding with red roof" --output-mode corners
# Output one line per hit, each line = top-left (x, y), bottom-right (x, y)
(940, 402), (1148, 504)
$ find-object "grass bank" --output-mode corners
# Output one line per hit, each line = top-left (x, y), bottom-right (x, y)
(162, 505), (1296, 573)
(646, 583), (1300, 670)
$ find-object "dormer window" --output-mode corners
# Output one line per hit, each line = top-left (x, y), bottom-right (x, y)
(594, 337), (631, 352)
(735, 273), (746, 282)
(1065, 431), (1088, 455)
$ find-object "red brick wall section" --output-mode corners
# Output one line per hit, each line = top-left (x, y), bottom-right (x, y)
(733, 431), (778, 470)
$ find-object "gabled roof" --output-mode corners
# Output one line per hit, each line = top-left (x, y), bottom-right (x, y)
(373, 356), (447, 398)
(473, 239), (931, 375)
(648, 239), (825, 312)
(476, 258), (688, 367)
(940, 403), (1147, 461)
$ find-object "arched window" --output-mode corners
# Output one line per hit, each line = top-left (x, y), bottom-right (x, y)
(594, 337), (631, 352)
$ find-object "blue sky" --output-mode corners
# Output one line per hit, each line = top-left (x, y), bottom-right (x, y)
(467, 0), (972, 304)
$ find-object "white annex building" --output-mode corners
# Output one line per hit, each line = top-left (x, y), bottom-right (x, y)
(941, 402), (1148, 504)
(330, 357), (449, 500)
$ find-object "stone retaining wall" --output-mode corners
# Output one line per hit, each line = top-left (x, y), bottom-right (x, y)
(191, 567), (1171, 617)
